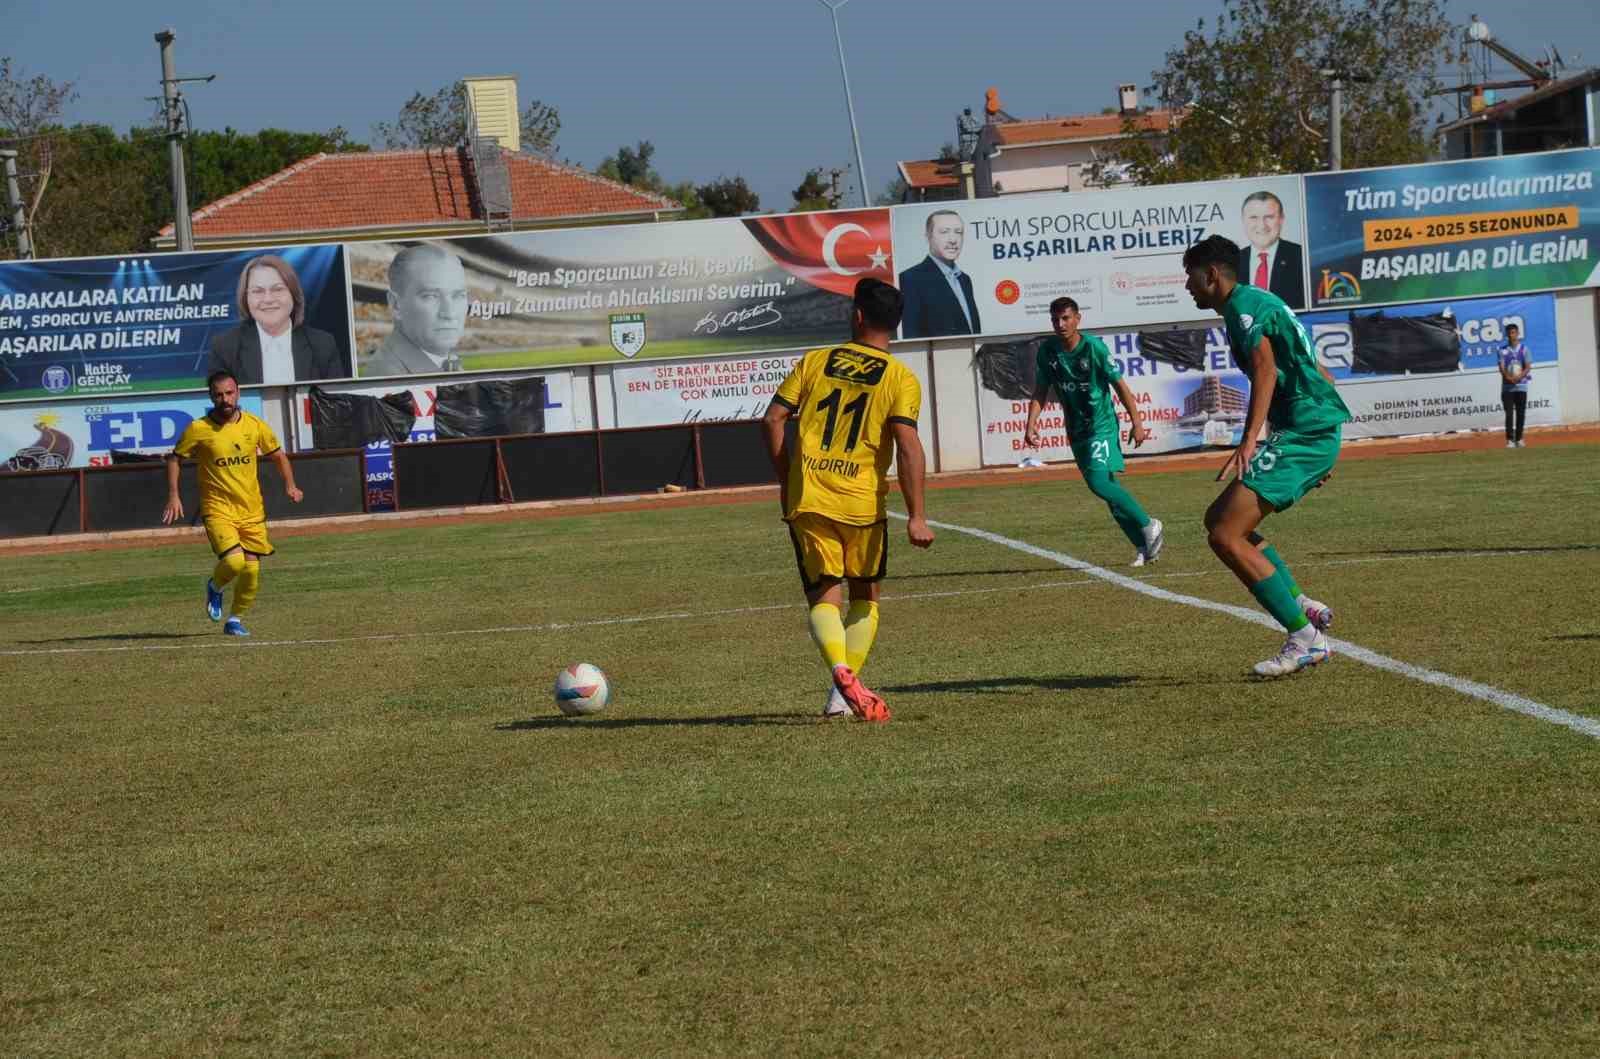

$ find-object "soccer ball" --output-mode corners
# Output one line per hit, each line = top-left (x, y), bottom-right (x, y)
(554, 663), (611, 716)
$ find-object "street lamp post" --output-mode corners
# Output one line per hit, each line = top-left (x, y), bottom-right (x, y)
(819, 0), (870, 207)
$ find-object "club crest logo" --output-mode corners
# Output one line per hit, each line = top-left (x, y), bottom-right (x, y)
(41, 365), (72, 394)
(1239, 314), (1255, 330)
(609, 313), (646, 358)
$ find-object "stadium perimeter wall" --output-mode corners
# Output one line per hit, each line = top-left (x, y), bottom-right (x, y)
(4, 149), (1600, 505)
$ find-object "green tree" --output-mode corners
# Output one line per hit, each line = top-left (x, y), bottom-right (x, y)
(696, 176), (760, 217)
(595, 140), (664, 191)
(373, 82), (560, 155)
(791, 168), (842, 212)
(1117, 0), (1452, 184)
(0, 57), (78, 257)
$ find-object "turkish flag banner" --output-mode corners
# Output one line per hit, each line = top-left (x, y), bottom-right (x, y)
(743, 210), (896, 298)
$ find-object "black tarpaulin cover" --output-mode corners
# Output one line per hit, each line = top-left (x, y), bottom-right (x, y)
(433, 378), (546, 439)
(1349, 311), (1461, 374)
(1135, 329), (1208, 370)
(974, 336), (1050, 400)
(308, 387), (417, 450)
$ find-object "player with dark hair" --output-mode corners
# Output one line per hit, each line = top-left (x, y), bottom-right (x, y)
(761, 277), (934, 722)
(162, 369), (303, 637)
(1182, 235), (1347, 677)
(1024, 296), (1164, 566)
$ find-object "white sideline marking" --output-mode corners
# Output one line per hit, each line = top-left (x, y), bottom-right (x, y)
(894, 512), (1600, 742)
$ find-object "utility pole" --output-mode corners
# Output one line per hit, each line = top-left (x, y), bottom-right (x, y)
(818, 0), (870, 208)
(0, 149), (32, 259)
(1327, 72), (1344, 171)
(155, 29), (195, 251)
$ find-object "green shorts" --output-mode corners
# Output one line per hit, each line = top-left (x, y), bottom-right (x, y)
(1070, 434), (1124, 476)
(1243, 424), (1342, 511)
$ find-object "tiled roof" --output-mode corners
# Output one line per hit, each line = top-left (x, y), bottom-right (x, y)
(158, 149), (682, 238)
(898, 160), (959, 189)
(992, 110), (1176, 146)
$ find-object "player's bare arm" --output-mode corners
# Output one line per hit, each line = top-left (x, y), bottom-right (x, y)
(161, 453), (184, 524)
(1113, 378), (1150, 447)
(761, 399), (794, 511)
(1023, 379), (1052, 449)
(267, 448), (303, 503)
(890, 420), (934, 549)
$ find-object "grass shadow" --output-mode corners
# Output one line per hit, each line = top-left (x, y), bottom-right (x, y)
(880, 675), (1138, 694)
(890, 567), (1056, 581)
(1548, 633), (1599, 642)
(12, 631), (213, 644)
(497, 711), (815, 731)
(880, 674), (1256, 694)
(1314, 544), (1598, 558)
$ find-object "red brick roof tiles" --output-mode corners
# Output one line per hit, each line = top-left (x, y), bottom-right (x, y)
(158, 149), (681, 238)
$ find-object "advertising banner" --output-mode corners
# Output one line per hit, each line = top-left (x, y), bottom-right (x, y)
(892, 175), (1308, 341)
(977, 329), (1248, 466)
(1303, 292), (1560, 437)
(1305, 147), (1600, 308)
(0, 392), (265, 471)
(977, 292), (1561, 465)
(612, 351), (805, 427)
(346, 208), (893, 376)
(0, 244), (352, 401)
(295, 376), (575, 512)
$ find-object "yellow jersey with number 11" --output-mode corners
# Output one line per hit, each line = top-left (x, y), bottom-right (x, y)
(772, 341), (920, 526)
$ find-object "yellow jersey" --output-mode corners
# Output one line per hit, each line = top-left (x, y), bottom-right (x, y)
(772, 341), (921, 526)
(173, 410), (281, 523)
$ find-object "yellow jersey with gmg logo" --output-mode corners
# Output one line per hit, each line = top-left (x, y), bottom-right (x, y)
(772, 341), (920, 526)
(172, 410), (281, 522)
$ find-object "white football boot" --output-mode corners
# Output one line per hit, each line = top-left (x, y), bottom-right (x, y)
(1252, 626), (1331, 678)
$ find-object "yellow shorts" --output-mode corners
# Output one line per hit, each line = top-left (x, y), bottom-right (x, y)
(787, 512), (886, 591)
(204, 516), (273, 557)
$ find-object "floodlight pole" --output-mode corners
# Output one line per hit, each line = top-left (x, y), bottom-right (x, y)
(819, 0), (870, 207)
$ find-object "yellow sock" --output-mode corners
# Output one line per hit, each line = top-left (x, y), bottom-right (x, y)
(844, 600), (879, 673)
(807, 602), (848, 670)
(230, 560), (261, 617)
(212, 551), (246, 589)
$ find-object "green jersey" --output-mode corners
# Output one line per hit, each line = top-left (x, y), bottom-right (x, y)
(1036, 333), (1121, 443)
(1222, 284), (1350, 432)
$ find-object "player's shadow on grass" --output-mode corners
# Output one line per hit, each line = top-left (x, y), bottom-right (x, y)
(1549, 633), (1600, 641)
(496, 712), (815, 732)
(891, 567), (1056, 580)
(1315, 544), (1597, 558)
(12, 632), (212, 644)
(879, 675), (1138, 694)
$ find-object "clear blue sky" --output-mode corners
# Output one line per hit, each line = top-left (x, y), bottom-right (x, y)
(9, 0), (1599, 212)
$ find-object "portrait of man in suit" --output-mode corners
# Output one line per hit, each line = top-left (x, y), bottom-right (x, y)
(364, 243), (470, 377)
(207, 255), (346, 385)
(1237, 191), (1306, 310)
(898, 209), (983, 339)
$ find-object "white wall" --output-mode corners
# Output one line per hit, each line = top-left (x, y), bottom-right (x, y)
(1554, 288), (1600, 424)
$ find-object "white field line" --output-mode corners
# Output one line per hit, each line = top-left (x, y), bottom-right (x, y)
(895, 512), (1600, 742)
(3, 527), (1597, 743)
